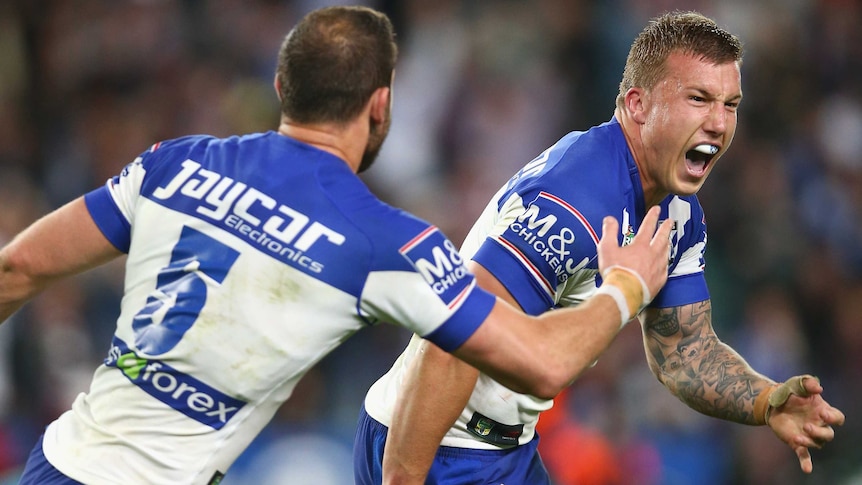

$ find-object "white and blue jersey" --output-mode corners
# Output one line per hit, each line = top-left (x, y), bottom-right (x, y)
(39, 132), (495, 485)
(363, 117), (710, 451)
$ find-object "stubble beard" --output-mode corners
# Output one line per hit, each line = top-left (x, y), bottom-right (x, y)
(357, 110), (391, 174)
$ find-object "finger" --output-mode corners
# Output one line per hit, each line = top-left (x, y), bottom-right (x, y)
(802, 376), (823, 394)
(633, 207), (660, 245)
(598, 216), (620, 254)
(795, 446), (814, 474)
(824, 407), (846, 426)
(601, 216), (619, 240)
(793, 432), (824, 450)
(803, 423), (835, 444)
(651, 217), (673, 248)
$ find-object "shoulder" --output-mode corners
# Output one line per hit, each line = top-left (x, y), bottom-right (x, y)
(508, 122), (631, 196)
(145, 134), (221, 156)
(500, 129), (632, 229)
(348, 199), (448, 271)
(140, 133), (282, 164)
(661, 195), (708, 262)
(662, 194), (706, 228)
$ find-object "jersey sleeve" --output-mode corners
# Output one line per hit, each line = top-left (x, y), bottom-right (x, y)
(650, 196), (710, 308)
(360, 225), (495, 352)
(83, 146), (154, 253)
(470, 190), (600, 315)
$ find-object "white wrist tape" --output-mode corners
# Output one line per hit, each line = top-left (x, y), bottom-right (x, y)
(594, 283), (631, 328)
(601, 265), (651, 308)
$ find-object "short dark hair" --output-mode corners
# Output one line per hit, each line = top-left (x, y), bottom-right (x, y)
(617, 11), (743, 107)
(276, 6), (398, 124)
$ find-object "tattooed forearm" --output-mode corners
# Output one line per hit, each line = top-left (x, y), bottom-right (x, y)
(642, 301), (773, 425)
(647, 309), (679, 337)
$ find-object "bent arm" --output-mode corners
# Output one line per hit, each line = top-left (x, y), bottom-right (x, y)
(452, 209), (673, 400)
(383, 263), (521, 484)
(0, 197), (123, 323)
(641, 299), (845, 473)
(640, 300), (774, 424)
(383, 338), (479, 485)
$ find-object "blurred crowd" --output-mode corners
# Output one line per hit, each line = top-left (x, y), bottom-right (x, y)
(0, 0), (860, 484)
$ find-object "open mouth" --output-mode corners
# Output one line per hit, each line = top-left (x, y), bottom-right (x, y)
(684, 144), (718, 176)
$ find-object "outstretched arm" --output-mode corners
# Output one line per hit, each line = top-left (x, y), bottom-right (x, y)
(640, 300), (845, 473)
(0, 197), (122, 323)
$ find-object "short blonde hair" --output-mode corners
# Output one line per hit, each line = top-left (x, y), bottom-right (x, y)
(616, 11), (743, 108)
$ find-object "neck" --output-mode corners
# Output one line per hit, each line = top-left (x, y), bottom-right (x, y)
(277, 116), (368, 173)
(614, 107), (667, 207)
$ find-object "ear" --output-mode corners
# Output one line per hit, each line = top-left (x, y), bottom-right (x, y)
(273, 74), (282, 101)
(624, 87), (647, 124)
(369, 86), (391, 124)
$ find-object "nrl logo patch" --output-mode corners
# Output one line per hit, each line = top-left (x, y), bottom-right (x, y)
(622, 225), (636, 246)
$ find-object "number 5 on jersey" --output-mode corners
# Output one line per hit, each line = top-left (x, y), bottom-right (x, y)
(132, 226), (240, 355)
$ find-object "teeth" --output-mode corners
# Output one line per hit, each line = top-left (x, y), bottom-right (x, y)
(693, 144), (718, 155)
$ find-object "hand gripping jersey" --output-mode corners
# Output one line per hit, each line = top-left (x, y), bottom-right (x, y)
(42, 132), (495, 484)
(363, 117), (710, 450)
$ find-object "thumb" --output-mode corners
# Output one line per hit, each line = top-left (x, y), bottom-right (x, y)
(597, 216), (620, 263)
(600, 216), (619, 245)
(802, 376), (823, 395)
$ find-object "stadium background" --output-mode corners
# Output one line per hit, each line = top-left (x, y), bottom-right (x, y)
(0, 0), (860, 483)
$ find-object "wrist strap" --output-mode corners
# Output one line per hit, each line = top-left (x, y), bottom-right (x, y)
(752, 375), (816, 425)
(596, 267), (649, 328)
(602, 265), (652, 307)
(753, 384), (778, 425)
(594, 284), (631, 328)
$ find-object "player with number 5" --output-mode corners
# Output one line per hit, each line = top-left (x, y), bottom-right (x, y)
(1, 6), (675, 484)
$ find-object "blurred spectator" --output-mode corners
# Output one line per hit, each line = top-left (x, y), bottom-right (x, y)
(536, 387), (623, 485)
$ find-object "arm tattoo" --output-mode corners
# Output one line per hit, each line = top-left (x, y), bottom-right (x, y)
(642, 301), (772, 425)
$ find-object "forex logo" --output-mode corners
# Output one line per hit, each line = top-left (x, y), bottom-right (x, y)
(106, 337), (246, 430)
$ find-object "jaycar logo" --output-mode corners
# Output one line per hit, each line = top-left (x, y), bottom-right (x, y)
(106, 337), (245, 430)
(400, 227), (472, 309)
(149, 159), (345, 273)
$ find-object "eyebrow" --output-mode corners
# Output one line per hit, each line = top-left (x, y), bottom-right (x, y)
(690, 87), (743, 103)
